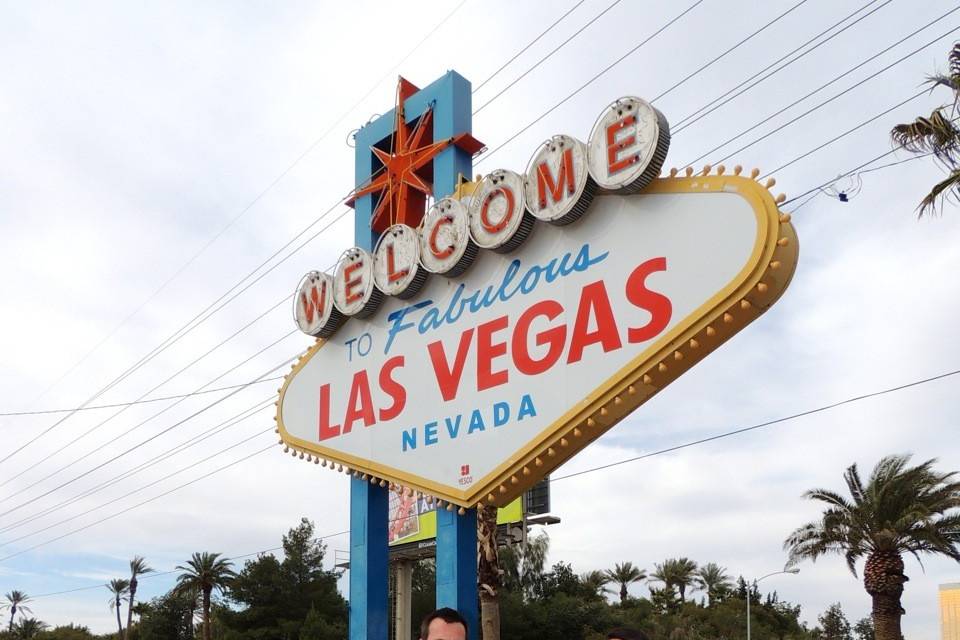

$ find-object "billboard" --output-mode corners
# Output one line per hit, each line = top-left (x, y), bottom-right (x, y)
(388, 491), (522, 547)
(277, 95), (798, 509)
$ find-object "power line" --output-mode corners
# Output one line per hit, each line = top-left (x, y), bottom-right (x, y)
(0, 380), (282, 417)
(701, 23), (960, 167)
(472, 0), (586, 93)
(10, 362), (960, 565)
(0, 348), (297, 520)
(672, 0), (893, 132)
(651, 0), (811, 103)
(472, 0), (626, 114)
(686, 11), (960, 166)
(0, 425), (276, 547)
(0, 295), (294, 487)
(0, 398), (275, 536)
(760, 89), (927, 179)
(785, 151), (936, 213)
(476, 0), (708, 165)
(552, 366), (960, 482)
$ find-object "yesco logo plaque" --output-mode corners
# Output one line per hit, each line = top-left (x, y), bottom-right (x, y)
(277, 96), (798, 509)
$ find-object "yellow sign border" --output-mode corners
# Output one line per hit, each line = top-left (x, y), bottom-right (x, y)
(276, 172), (799, 508)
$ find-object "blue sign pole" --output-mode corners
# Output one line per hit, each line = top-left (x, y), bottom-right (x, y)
(350, 70), (477, 640)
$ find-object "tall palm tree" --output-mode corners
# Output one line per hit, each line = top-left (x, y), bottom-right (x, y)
(695, 562), (732, 607)
(1, 591), (32, 632)
(890, 43), (960, 216)
(784, 454), (960, 640)
(126, 555), (153, 637)
(604, 562), (646, 604)
(580, 570), (611, 597)
(107, 579), (130, 639)
(477, 504), (502, 640)
(12, 617), (47, 639)
(651, 558), (698, 603)
(174, 552), (236, 640)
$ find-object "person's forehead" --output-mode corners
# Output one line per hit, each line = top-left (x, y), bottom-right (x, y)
(426, 618), (466, 640)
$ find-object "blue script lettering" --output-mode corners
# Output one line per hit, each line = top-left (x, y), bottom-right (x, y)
(384, 243), (607, 354)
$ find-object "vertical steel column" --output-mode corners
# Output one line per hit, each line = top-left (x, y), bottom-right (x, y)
(350, 476), (389, 640)
(436, 507), (478, 640)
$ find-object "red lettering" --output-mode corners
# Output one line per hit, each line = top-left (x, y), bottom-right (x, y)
(385, 242), (408, 283)
(427, 328), (474, 402)
(343, 370), (375, 433)
(481, 187), (514, 233)
(344, 261), (364, 304)
(513, 300), (566, 376)
(606, 115), (638, 175)
(537, 148), (575, 208)
(626, 257), (672, 343)
(318, 383), (341, 441)
(429, 216), (455, 259)
(300, 281), (326, 325)
(476, 315), (509, 391)
(378, 356), (406, 421)
(567, 281), (623, 364)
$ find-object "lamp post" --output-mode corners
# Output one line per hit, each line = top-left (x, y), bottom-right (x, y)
(746, 567), (799, 640)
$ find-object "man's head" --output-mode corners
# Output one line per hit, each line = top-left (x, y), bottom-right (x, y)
(419, 607), (468, 640)
(607, 628), (649, 640)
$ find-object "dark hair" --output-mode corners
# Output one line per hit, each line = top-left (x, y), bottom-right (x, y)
(607, 628), (649, 640)
(419, 607), (468, 639)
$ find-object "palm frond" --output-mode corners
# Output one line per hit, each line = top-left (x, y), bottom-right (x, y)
(917, 169), (960, 216)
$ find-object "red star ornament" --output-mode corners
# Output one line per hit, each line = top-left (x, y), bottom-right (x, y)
(346, 77), (483, 233)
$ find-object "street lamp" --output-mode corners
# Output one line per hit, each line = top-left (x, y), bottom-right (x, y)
(746, 567), (799, 640)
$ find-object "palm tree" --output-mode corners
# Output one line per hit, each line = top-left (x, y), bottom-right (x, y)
(695, 562), (733, 606)
(784, 454), (960, 640)
(477, 504), (502, 640)
(126, 555), (153, 636)
(580, 570), (611, 597)
(605, 561), (646, 604)
(12, 617), (47, 639)
(107, 579), (130, 638)
(890, 43), (960, 216)
(499, 532), (549, 601)
(651, 558), (698, 603)
(1, 591), (32, 632)
(174, 552), (236, 640)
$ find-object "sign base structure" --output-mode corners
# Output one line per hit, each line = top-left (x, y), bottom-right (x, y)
(277, 170), (798, 510)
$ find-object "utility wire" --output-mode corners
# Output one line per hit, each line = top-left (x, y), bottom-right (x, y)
(0, 425), (276, 547)
(9, 363), (959, 563)
(760, 89), (926, 179)
(0, 295), (293, 489)
(477, 0), (707, 165)
(0, 348), (297, 519)
(699, 22), (960, 167)
(553, 367), (960, 482)
(0, 380), (282, 417)
(472, 0), (586, 92)
(0, 398), (275, 535)
(472, 0), (626, 114)
(651, 0), (811, 103)
(673, 0), (893, 132)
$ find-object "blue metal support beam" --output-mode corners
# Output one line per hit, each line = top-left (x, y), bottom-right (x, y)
(436, 507), (478, 640)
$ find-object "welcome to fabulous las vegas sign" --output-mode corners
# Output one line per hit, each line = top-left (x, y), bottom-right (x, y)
(275, 92), (798, 510)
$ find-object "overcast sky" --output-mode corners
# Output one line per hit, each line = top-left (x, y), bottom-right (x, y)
(1, 0), (959, 636)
